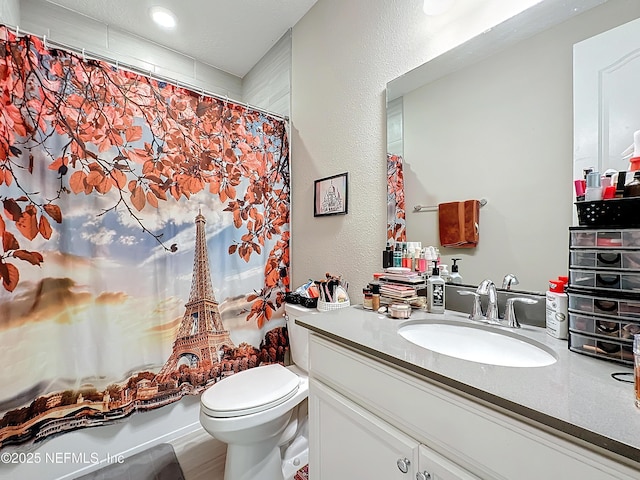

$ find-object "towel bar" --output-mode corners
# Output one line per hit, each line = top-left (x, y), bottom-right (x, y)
(413, 198), (487, 213)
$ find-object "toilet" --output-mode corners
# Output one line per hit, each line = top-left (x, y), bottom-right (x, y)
(200, 303), (314, 480)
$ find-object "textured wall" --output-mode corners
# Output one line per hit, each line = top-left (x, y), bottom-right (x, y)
(290, 0), (544, 299)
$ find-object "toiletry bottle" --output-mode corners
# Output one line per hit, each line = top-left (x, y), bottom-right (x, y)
(450, 258), (463, 284)
(585, 171), (603, 201)
(615, 171), (627, 198)
(393, 244), (402, 267)
(546, 279), (568, 339)
(416, 248), (427, 273)
(383, 244), (393, 269)
(439, 264), (450, 283)
(624, 171), (640, 197)
(427, 266), (445, 314)
(363, 287), (373, 310)
(371, 283), (381, 311)
(402, 246), (410, 269)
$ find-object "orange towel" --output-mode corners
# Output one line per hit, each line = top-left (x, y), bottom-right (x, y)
(438, 200), (480, 248)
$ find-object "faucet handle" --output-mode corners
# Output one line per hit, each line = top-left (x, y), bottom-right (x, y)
(504, 297), (538, 328)
(457, 290), (483, 321)
(502, 274), (519, 290)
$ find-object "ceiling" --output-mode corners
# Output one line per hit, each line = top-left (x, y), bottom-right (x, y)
(35, 0), (318, 78)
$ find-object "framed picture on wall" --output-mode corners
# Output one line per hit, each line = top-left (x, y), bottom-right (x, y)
(314, 172), (348, 217)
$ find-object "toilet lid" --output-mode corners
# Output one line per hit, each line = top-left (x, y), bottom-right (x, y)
(201, 364), (299, 418)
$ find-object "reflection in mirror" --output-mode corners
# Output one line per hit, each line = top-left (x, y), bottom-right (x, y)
(386, 0), (640, 292)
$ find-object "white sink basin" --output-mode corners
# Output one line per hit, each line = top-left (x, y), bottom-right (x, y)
(398, 321), (556, 367)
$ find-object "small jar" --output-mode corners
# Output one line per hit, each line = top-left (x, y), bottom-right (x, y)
(363, 288), (373, 310)
(371, 284), (381, 311)
(624, 171), (640, 198)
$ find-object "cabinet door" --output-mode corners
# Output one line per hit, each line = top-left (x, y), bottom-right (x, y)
(417, 444), (480, 480)
(309, 379), (419, 479)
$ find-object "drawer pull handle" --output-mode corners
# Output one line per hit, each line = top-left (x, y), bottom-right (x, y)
(594, 299), (618, 312)
(597, 253), (621, 265)
(595, 274), (620, 286)
(397, 457), (411, 474)
(416, 472), (431, 480)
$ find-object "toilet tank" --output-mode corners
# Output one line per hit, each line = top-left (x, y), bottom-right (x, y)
(284, 303), (316, 373)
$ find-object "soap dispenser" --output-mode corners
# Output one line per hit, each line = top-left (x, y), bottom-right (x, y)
(450, 258), (463, 284)
(427, 266), (445, 313)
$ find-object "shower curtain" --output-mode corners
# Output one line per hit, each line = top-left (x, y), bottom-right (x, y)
(387, 153), (406, 244)
(0, 26), (290, 448)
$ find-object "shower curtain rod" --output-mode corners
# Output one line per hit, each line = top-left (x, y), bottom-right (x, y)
(6, 23), (290, 123)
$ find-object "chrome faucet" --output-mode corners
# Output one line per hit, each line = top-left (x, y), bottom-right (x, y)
(477, 279), (499, 324)
(502, 273), (519, 290)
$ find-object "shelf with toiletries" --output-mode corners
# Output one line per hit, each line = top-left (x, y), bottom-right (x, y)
(574, 168), (640, 228)
(568, 226), (640, 365)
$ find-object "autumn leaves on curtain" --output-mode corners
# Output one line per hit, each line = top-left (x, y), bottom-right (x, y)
(0, 26), (290, 448)
(387, 153), (406, 244)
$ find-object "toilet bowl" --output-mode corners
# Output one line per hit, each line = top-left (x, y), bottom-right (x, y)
(200, 303), (314, 480)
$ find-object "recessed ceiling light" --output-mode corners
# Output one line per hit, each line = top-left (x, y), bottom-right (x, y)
(150, 6), (177, 29)
(423, 0), (454, 16)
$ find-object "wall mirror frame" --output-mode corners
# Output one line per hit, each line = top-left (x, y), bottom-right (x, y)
(386, 0), (640, 293)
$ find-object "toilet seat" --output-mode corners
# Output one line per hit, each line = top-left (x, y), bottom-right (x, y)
(201, 364), (300, 418)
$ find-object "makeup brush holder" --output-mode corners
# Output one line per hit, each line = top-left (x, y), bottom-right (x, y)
(317, 299), (351, 312)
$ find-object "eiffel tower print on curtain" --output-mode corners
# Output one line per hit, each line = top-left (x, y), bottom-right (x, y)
(156, 210), (234, 383)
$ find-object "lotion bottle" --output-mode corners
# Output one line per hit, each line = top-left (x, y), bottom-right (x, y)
(450, 258), (463, 284)
(427, 266), (445, 313)
(546, 279), (568, 339)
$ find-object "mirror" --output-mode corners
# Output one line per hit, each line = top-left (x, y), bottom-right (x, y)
(386, 0), (640, 292)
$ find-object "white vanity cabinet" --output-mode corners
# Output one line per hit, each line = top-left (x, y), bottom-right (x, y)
(310, 379), (478, 480)
(307, 333), (639, 480)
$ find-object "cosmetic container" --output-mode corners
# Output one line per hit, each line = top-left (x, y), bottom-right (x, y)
(584, 172), (603, 201)
(426, 266), (445, 313)
(574, 179), (586, 201)
(450, 258), (463, 284)
(371, 283), (381, 311)
(615, 171), (627, 198)
(383, 244), (393, 269)
(546, 279), (568, 339)
(363, 288), (373, 310)
(634, 334), (640, 409)
(624, 171), (640, 198)
(393, 245), (402, 267)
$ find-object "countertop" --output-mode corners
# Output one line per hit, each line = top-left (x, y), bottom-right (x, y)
(295, 306), (640, 467)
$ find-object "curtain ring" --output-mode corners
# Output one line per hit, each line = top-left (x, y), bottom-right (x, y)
(15, 25), (19, 37)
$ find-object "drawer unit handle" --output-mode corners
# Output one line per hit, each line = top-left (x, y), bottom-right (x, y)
(597, 252), (621, 265)
(594, 299), (618, 312)
(416, 472), (431, 480)
(596, 320), (620, 335)
(595, 274), (620, 286)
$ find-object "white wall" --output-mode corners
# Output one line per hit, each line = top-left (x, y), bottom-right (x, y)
(290, 0), (547, 298)
(402, 0), (640, 291)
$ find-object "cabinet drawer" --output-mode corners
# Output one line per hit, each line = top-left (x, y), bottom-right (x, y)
(568, 331), (634, 365)
(569, 250), (640, 270)
(568, 291), (640, 319)
(569, 312), (640, 341)
(570, 228), (640, 248)
(569, 269), (640, 293)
